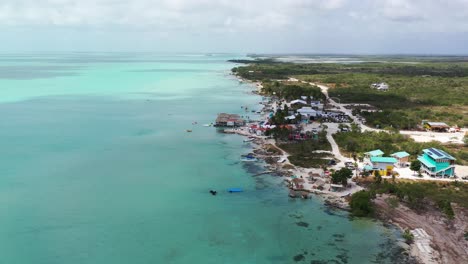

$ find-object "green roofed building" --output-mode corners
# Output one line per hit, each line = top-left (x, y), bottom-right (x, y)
(418, 148), (456, 178)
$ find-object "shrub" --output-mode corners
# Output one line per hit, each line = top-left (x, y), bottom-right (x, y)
(403, 229), (414, 244)
(349, 190), (374, 217)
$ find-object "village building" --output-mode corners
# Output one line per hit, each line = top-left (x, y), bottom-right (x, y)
(422, 121), (450, 132)
(290, 99), (307, 106)
(370, 156), (397, 176)
(391, 151), (410, 167)
(371, 82), (389, 91)
(297, 107), (317, 118)
(310, 100), (324, 110)
(330, 184), (346, 192)
(215, 113), (245, 127)
(364, 149), (384, 159)
(417, 148), (456, 178)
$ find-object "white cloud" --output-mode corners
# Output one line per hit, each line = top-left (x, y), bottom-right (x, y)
(0, 0), (466, 33)
(1, 0), (468, 53)
(0, 0), (345, 29)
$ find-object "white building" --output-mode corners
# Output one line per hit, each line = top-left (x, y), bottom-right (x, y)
(297, 107), (317, 117)
(290, 99), (307, 105)
(371, 82), (389, 91)
(310, 100), (324, 110)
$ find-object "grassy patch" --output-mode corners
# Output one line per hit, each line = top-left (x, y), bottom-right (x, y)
(279, 140), (333, 168)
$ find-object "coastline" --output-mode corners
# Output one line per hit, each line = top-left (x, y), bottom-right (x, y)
(230, 70), (466, 264)
(231, 74), (357, 208)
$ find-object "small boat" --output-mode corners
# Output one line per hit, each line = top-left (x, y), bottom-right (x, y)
(243, 138), (254, 142)
(228, 188), (243, 193)
(186, 130), (192, 132)
(241, 153), (255, 158)
(203, 123), (213, 127)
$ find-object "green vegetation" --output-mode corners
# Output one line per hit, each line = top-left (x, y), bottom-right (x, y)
(349, 190), (374, 217)
(349, 178), (468, 219)
(374, 170), (382, 185)
(278, 134), (332, 168)
(333, 130), (468, 165)
(261, 81), (325, 101)
(318, 73), (468, 128)
(232, 59), (468, 128)
(331, 168), (353, 186)
(403, 229), (414, 244)
(410, 160), (421, 175)
(232, 59), (468, 80)
(373, 180), (468, 217)
(437, 200), (455, 219)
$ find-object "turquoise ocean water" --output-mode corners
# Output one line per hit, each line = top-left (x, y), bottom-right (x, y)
(0, 53), (406, 264)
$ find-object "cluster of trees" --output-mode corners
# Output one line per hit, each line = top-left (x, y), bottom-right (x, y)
(232, 59), (468, 82)
(262, 81), (325, 101)
(331, 168), (353, 186)
(349, 179), (468, 219)
(349, 190), (374, 217)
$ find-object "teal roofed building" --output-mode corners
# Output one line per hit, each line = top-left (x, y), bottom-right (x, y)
(391, 151), (410, 167)
(365, 149), (384, 159)
(417, 148), (456, 178)
(370, 156), (397, 176)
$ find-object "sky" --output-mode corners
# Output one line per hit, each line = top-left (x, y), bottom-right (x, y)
(1, 0), (468, 54)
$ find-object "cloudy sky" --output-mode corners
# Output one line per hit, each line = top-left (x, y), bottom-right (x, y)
(1, 0), (468, 54)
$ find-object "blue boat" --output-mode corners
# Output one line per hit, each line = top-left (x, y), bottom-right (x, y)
(228, 188), (243, 193)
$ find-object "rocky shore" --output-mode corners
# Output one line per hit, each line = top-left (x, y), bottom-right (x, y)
(374, 194), (468, 264)
(231, 72), (466, 264)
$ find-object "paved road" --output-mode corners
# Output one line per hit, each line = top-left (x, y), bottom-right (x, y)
(312, 82), (382, 132)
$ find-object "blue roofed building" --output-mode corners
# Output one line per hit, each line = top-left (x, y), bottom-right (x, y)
(417, 148), (456, 178)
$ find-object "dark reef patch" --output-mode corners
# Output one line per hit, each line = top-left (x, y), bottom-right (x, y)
(296, 221), (310, 228)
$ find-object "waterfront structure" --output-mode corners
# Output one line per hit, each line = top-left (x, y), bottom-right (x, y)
(365, 149), (384, 159)
(391, 151), (410, 167)
(370, 156), (397, 176)
(417, 148), (456, 177)
(215, 113), (245, 127)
